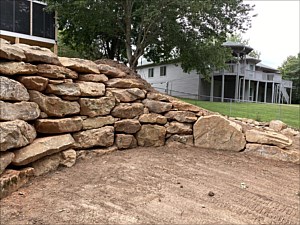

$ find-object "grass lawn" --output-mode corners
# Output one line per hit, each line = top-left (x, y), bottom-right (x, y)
(181, 98), (300, 129)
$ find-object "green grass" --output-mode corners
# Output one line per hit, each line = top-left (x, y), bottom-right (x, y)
(181, 98), (300, 129)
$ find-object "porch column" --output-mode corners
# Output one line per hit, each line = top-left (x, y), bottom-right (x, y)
(242, 77), (246, 101)
(221, 71), (225, 102)
(264, 82), (267, 103)
(256, 81), (259, 102)
(210, 74), (214, 102)
(234, 53), (240, 101)
(248, 80), (251, 101)
(290, 88), (292, 104)
(271, 82), (275, 103)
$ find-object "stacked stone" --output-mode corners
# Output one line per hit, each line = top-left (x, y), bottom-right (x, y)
(0, 39), (299, 199)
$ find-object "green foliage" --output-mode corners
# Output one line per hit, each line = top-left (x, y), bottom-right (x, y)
(181, 98), (300, 129)
(45, 0), (255, 75)
(279, 53), (300, 104)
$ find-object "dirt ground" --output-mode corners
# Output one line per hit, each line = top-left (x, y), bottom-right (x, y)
(0, 146), (299, 225)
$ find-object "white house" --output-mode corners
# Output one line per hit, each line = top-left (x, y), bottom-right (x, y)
(137, 42), (293, 104)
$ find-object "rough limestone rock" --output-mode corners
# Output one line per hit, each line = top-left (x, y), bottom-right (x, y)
(12, 134), (75, 166)
(15, 44), (61, 65)
(0, 168), (34, 199)
(166, 122), (193, 135)
(108, 88), (145, 102)
(111, 103), (144, 119)
(79, 97), (115, 117)
(97, 64), (126, 78)
(0, 62), (37, 75)
(73, 126), (114, 149)
(106, 78), (146, 89)
(143, 99), (172, 114)
(60, 149), (77, 167)
(171, 100), (201, 112)
(37, 64), (78, 79)
(78, 74), (108, 83)
(147, 92), (170, 101)
(245, 144), (299, 164)
(165, 111), (197, 123)
(82, 116), (115, 130)
(136, 125), (166, 147)
(281, 128), (299, 136)
(31, 153), (61, 176)
(166, 135), (194, 146)
(114, 119), (141, 134)
(139, 113), (168, 125)
(59, 57), (99, 74)
(46, 83), (81, 96)
(246, 129), (293, 149)
(29, 90), (80, 117)
(0, 76), (29, 101)
(0, 120), (36, 152)
(0, 101), (40, 121)
(77, 81), (105, 97)
(0, 152), (15, 175)
(0, 39), (26, 61)
(269, 120), (287, 132)
(17, 76), (48, 91)
(35, 117), (83, 134)
(193, 115), (246, 151)
(116, 134), (137, 149)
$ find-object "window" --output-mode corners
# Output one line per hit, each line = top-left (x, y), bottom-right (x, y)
(160, 66), (166, 76)
(33, 3), (55, 39)
(148, 68), (154, 78)
(249, 64), (254, 71)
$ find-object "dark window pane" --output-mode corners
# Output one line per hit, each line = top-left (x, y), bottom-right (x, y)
(15, 0), (30, 34)
(32, 2), (44, 37)
(44, 10), (55, 39)
(0, 0), (14, 32)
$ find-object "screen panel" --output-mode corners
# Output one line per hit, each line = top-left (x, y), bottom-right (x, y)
(0, 0), (14, 32)
(15, 0), (30, 34)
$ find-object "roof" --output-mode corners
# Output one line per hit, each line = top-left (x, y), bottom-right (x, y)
(256, 63), (279, 72)
(222, 41), (253, 56)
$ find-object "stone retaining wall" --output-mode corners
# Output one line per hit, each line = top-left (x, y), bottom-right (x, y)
(0, 39), (299, 199)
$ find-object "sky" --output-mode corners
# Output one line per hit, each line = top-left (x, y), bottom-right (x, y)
(243, 0), (300, 69)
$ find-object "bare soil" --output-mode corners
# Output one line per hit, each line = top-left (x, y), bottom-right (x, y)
(1, 146), (299, 224)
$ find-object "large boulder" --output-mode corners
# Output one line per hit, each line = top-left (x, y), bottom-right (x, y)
(245, 144), (299, 164)
(108, 88), (145, 102)
(0, 101), (40, 121)
(0, 62), (37, 75)
(136, 125), (166, 147)
(111, 103), (144, 119)
(78, 74), (108, 83)
(37, 64), (78, 79)
(29, 90), (80, 117)
(166, 122), (193, 135)
(97, 64), (126, 78)
(15, 44), (61, 65)
(143, 99), (172, 113)
(0, 39), (26, 61)
(139, 113), (168, 125)
(0, 120), (36, 152)
(193, 115), (246, 151)
(45, 83), (81, 96)
(106, 78), (146, 89)
(79, 97), (115, 117)
(269, 120), (287, 132)
(35, 117), (83, 134)
(114, 119), (141, 134)
(0, 76), (29, 101)
(17, 76), (48, 91)
(164, 111), (197, 123)
(116, 134), (137, 149)
(82, 116), (116, 130)
(12, 134), (75, 166)
(77, 81), (105, 97)
(0, 168), (34, 199)
(58, 57), (100, 74)
(245, 129), (292, 149)
(72, 126), (114, 149)
(0, 152), (15, 175)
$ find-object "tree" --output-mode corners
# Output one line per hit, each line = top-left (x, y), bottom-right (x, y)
(279, 53), (300, 104)
(227, 33), (261, 59)
(45, 0), (255, 75)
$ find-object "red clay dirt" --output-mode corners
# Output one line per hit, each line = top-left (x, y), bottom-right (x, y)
(0, 146), (299, 224)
